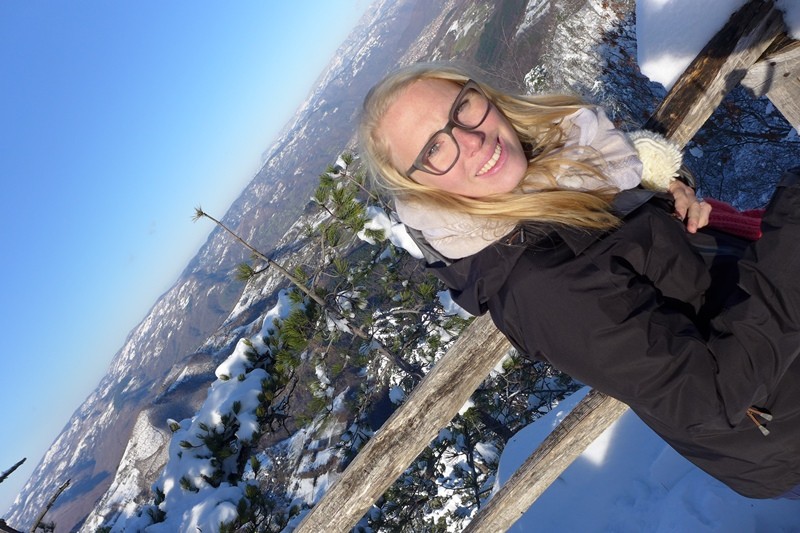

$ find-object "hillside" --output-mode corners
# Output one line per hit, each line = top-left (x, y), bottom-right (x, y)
(4, 0), (443, 529)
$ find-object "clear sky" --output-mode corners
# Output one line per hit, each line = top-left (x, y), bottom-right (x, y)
(0, 0), (372, 515)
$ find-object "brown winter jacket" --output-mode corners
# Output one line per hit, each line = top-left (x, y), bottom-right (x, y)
(427, 183), (800, 499)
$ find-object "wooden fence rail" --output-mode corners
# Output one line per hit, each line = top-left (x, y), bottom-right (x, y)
(296, 315), (510, 532)
(741, 36), (800, 129)
(642, 0), (784, 145)
(296, 1), (796, 531)
(462, 390), (628, 533)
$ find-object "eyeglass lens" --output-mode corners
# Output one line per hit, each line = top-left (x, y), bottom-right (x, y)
(418, 85), (489, 174)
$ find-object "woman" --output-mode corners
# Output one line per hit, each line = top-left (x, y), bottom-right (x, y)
(359, 62), (800, 500)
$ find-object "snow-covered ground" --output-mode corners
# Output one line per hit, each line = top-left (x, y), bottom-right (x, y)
(637, 0), (800, 89)
(490, 1), (800, 531)
(497, 388), (800, 531)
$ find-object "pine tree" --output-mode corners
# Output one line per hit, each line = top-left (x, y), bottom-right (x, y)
(128, 152), (456, 531)
(121, 152), (483, 531)
(193, 165), (423, 379)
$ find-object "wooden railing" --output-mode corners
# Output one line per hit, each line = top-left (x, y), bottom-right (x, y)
(296, 2), (795, 531)
(297, 314), (511, 532)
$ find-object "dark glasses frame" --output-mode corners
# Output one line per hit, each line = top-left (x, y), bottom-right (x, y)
(406, 79), (491, 177)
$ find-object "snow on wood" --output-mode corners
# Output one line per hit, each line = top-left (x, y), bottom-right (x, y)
(643, 0), (785, 147)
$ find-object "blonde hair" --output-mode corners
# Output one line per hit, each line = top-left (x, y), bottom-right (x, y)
(358, 62), (620, 230)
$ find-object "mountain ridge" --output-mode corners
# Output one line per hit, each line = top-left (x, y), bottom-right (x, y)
(3, 1), (442, 529)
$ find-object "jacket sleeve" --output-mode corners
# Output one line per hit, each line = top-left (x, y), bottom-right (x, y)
(496, 192), (800, 435)
(709, 179), (800, 422)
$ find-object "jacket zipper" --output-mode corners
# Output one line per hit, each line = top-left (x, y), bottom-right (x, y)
(746, 406), (773, 436)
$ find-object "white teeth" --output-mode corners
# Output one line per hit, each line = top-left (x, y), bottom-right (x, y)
(478, 143), (502, 175)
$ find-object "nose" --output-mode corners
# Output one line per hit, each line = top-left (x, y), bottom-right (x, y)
(452, 127), (484, 156)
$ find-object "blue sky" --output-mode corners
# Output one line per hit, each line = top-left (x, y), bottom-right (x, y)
(0, 0), (371, 514)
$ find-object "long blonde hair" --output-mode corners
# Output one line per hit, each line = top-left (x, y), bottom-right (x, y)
(358, 62), (620, 230)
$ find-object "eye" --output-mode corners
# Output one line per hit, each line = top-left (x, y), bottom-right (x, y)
(425, 140), (443, 161)
(453, 99), (470, 121)
(417, 131), (455, 173)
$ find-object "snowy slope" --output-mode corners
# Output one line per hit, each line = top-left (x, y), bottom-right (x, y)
(498, 388), (800, 532)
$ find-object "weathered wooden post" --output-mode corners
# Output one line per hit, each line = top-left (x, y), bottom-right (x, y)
(295, 314), (511, 532)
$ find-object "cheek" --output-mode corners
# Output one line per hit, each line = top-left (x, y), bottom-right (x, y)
(409, 170), (456, 195)
(500, 146), (528, 191)
(512, 149), (529, 176)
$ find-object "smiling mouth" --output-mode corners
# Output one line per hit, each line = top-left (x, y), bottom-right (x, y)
(477, 141), (502, 176)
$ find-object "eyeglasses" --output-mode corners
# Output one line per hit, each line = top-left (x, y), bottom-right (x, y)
(407, 79), (491, 176)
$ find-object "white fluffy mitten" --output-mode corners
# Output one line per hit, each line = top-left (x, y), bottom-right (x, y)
(626, 130), (683, 192)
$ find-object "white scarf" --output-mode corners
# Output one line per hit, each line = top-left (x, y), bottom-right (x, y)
(395, 107), (658, 260)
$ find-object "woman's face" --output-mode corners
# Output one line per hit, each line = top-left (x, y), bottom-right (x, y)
(379, 78), (528, 198)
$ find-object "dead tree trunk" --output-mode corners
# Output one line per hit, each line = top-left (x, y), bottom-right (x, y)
(741, 36), (800, 129)
(0, 459), (26, 485)
(29, 479), (70, 533)
(463, 390), (628, 532)
(0, 520), (23, 533)
(643, 0), (784, 146)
